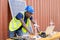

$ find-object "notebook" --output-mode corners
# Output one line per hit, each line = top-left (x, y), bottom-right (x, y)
(45, 25), (55, 35)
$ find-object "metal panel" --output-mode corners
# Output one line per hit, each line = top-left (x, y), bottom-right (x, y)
(0, 0), (8, 40)
(0, 0), (3, 40)
(8, 0), (26, 17)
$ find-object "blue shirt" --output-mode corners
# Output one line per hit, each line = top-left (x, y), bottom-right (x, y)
(16, 12), (33, 23)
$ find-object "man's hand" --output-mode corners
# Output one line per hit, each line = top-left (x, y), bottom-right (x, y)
(30, 32), (34, 35)
(34, 24), (40, 33)
(34, 24), (39, 27)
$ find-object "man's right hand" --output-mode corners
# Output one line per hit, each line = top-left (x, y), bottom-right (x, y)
(29, 31), (34, 35)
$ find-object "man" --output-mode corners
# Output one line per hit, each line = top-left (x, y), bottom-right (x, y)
(9, 6), (39, 38)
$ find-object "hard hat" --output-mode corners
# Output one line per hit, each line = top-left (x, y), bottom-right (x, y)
(25, 6), (34, 14)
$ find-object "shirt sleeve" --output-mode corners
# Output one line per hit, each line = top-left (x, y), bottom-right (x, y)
(16, 12), (23, 20)
(30, 16), (33, 20)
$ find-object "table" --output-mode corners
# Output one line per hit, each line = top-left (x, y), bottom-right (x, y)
(37, 32), (60, 40)
(6, 32), (60, 40)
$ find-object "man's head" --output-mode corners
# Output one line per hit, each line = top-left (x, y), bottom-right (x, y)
(25, 6), (34, 18)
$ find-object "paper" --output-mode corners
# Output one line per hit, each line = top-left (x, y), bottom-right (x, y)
(45, 26), (55, 35)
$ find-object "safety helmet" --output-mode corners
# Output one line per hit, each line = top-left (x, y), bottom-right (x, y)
(25, 6), (34, 14)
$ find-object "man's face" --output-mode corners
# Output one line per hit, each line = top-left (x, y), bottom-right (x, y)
(25, 12), (32, 18)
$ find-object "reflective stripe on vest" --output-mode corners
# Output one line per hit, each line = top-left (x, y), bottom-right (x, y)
(9, 13), (30, 33)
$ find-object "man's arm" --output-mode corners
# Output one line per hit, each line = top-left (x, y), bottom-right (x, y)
(20, 18), (32, 34)
(31, 19), (35, 24)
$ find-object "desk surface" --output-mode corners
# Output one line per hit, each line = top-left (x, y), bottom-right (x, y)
(37, 32), (60, 40)
(6, 32), (60, 40)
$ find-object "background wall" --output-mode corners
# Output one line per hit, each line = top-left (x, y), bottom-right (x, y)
(26, 0), (60, 31)
(0, 0), (8, 40)
(0, 0), (60, 40)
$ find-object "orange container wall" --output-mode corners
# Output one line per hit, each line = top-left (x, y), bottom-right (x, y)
(0, 0), (2, 39)
(0, 0), (8, 40)
(26, 0), (60, 31)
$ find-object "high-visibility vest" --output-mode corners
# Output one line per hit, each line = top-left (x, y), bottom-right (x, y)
(9, 13), (30, 33)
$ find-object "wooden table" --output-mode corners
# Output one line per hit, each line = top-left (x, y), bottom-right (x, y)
(6, 32), (60, 40)
(37, 32), (60, 40)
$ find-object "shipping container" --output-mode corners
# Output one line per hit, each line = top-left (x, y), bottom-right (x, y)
(0, 0), (60, 40)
